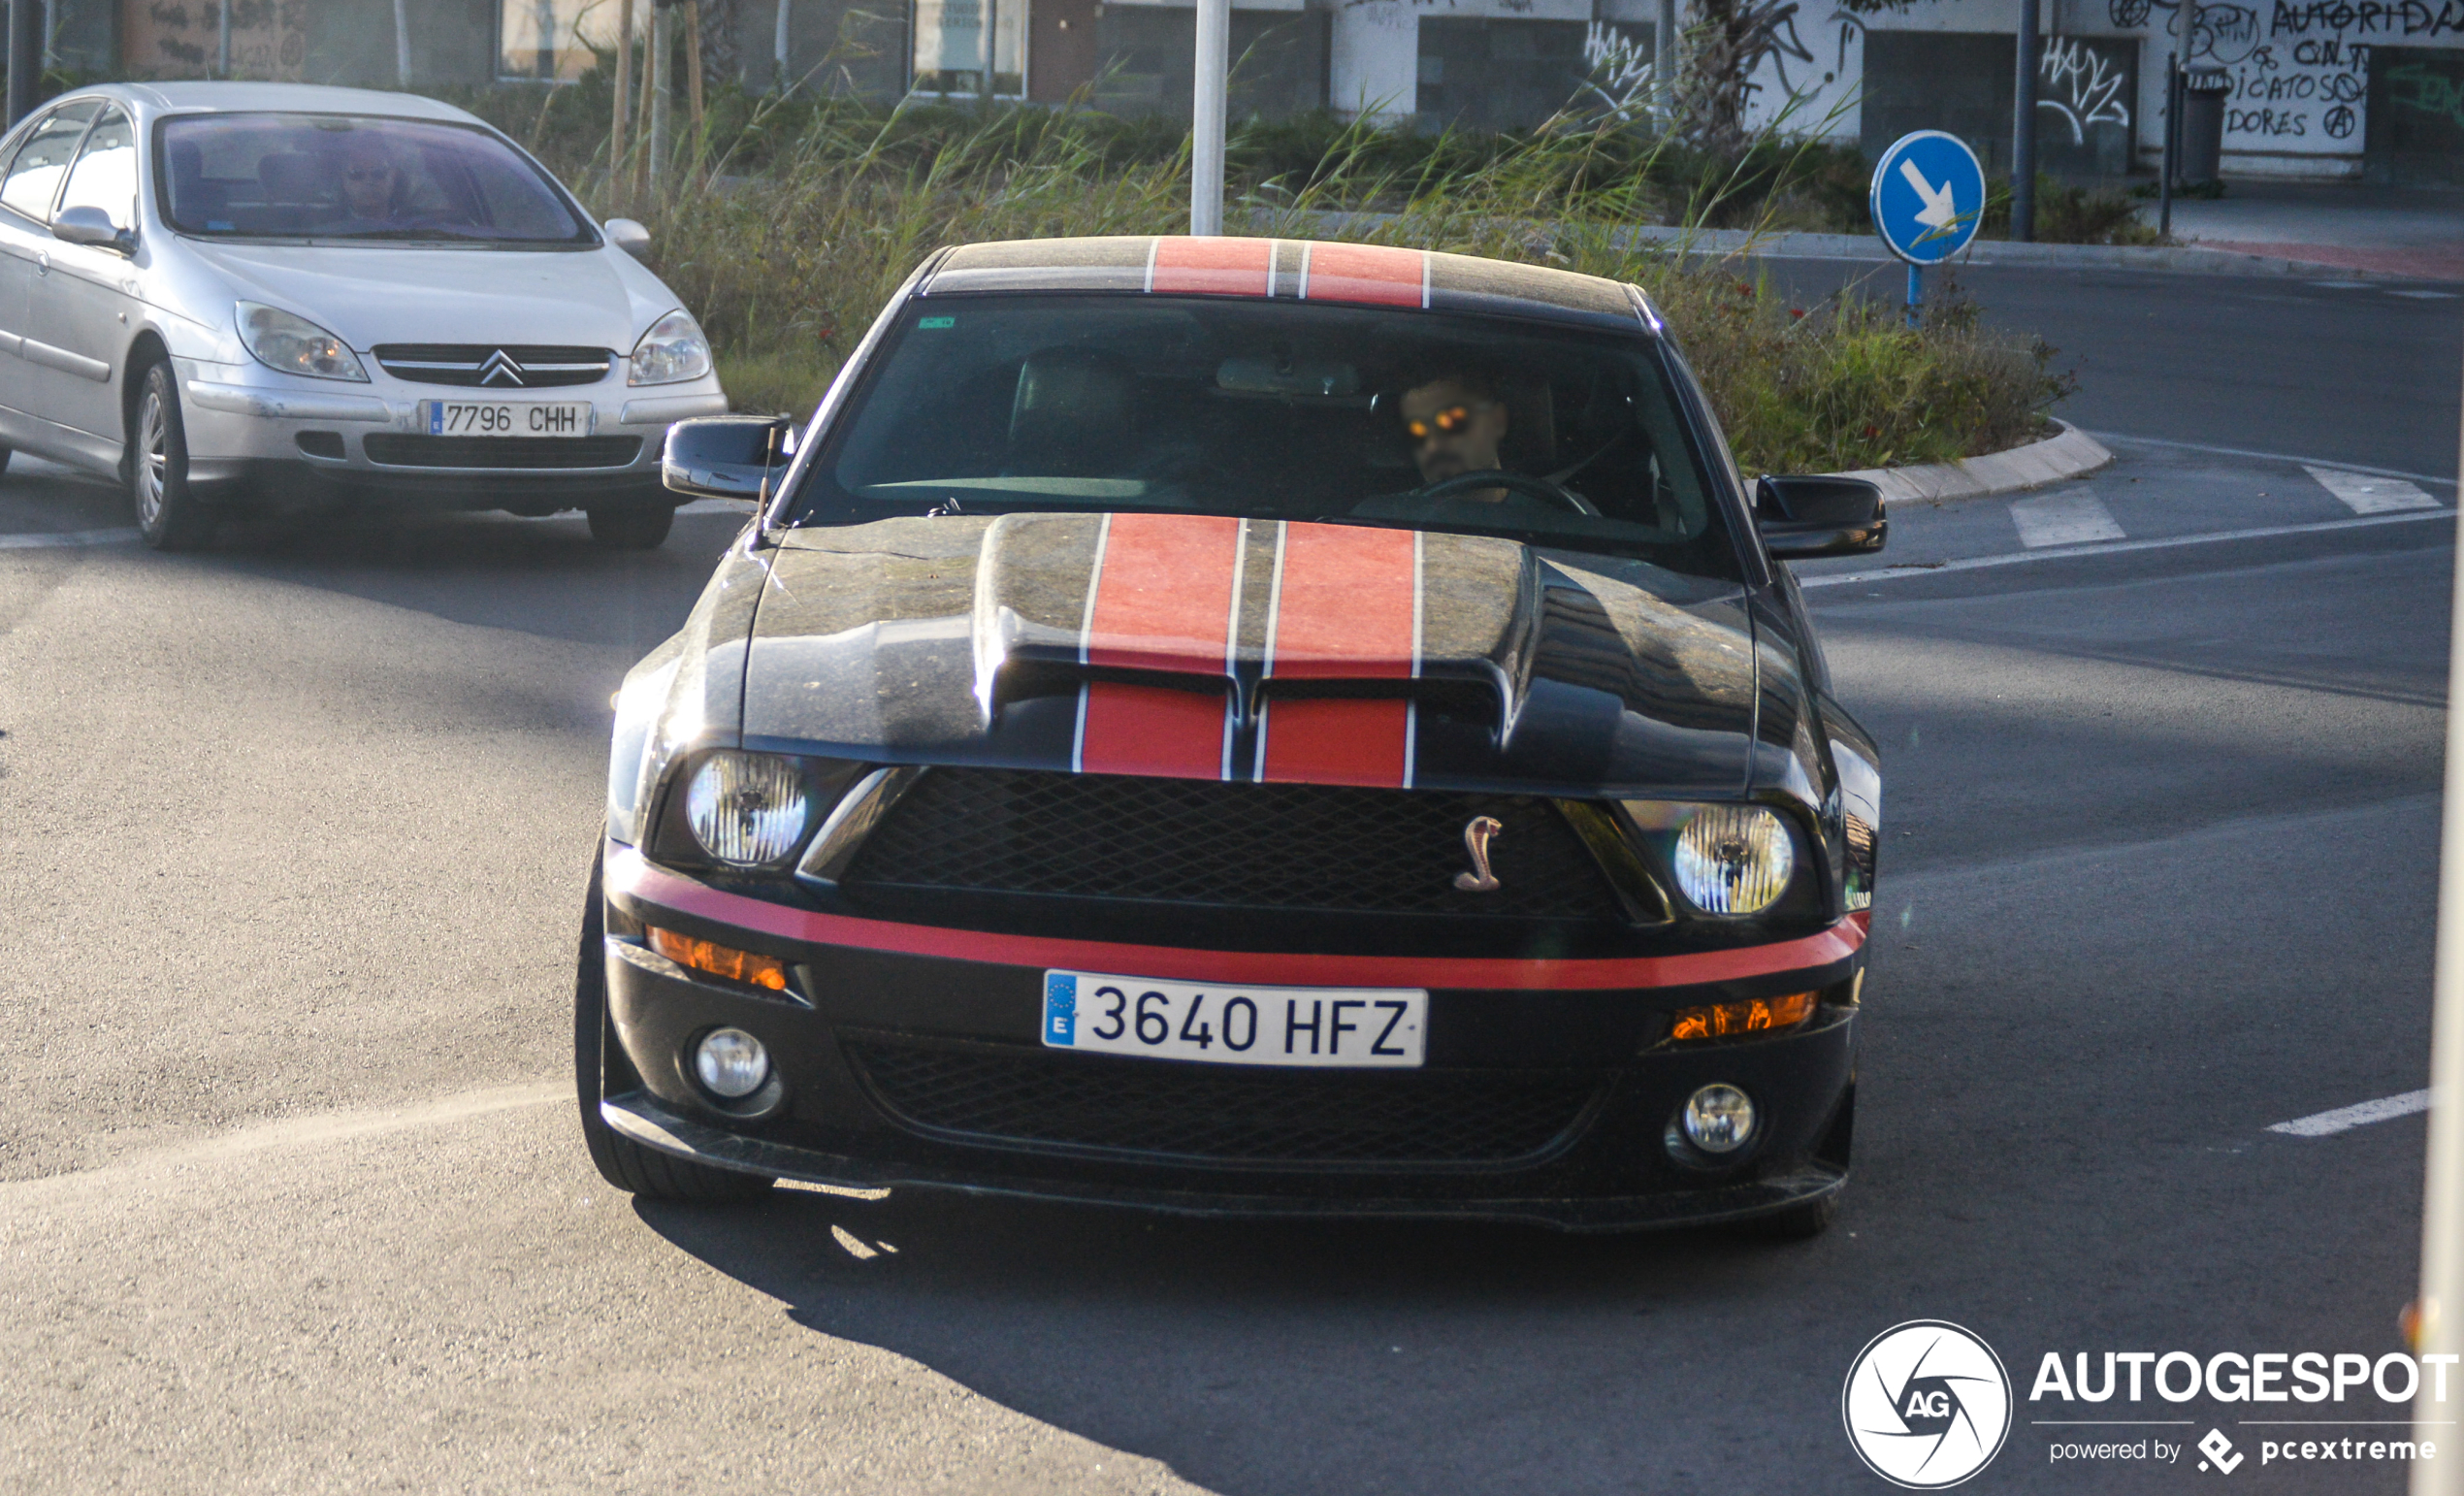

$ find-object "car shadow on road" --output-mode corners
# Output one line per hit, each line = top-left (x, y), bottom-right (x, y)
(634, 1186), (1834, 1496)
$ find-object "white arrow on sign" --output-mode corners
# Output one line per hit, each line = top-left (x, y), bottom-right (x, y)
(1898, 158), (1958, 230)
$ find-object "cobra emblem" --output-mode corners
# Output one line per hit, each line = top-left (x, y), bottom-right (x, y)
(1453, 815), (1504, 893)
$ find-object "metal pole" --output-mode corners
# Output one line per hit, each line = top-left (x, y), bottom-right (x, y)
(649, 3), (669, 185)
(1190, 0), (1228, 234)
(773, 0), (790, 93)
(612, 0), (634, 189)
(217, 0), (230, 76)
(1655, 0), (1677, 125)
(38, 0), (49, 68)
(2158, 52), (2177, 238)
(2410, 348), (2464, 1496)
(2012, 0), (2038, 242)
(6, 0), (38, 124)
(1905, 263), (1921, 330)
(393, 0), (411, 83)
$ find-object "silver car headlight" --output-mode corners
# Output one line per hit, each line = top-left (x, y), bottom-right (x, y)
(236, 303), (368, 382)
(1671, 804), (1795, 916)
(628, 309), (713, 386)
(684, 751), (811, 866)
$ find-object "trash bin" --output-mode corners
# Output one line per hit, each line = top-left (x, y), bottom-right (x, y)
(2180, 65), (2229, 186)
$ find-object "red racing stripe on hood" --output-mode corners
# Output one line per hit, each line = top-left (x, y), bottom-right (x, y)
(610, 845), (1868, 992)
(1149, 237), (1276, 297)
(1256, 522), (1421, 786)
(1076, 512), (1245, 780)
(1300, 244), (1429, 309)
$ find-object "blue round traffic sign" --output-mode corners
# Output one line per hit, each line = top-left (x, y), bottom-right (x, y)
(1868, 130), (1985, 266)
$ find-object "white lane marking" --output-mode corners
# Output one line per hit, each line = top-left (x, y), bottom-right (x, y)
(2391, 289), (2460, 300)
(0, 526), (140, 549)
(2085, 433), (2458, 488)
(2305, 465), (2441, 514)
(2010, 493), (2124, 548)
(1798, 505), (2452, 590)
(675, 499), (756, 515)
(2267, 1089), (2432, 1137)
(2311, 280), (2374, 289)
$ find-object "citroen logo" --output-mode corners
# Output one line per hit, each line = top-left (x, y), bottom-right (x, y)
(1453, 816), (1504, 893)
(477, 349), (525, 386)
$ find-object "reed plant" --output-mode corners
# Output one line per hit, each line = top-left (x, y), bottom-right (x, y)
(507, 81), (2068, 472)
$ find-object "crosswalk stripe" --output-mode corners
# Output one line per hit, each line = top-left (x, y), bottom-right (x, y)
(2267, 1089), (2432, 1137)
(2305, 465), (2441, 514)
(2009, 493), (2124, 548)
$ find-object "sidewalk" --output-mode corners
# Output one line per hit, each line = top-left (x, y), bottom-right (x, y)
(2153, 179), (2464, 279)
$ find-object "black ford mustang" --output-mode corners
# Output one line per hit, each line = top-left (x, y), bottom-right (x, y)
(577, 236), (1886, 1236)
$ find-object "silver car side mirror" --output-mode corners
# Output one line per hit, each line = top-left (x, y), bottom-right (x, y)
(53, 205), (132, 253)
(603, 217), (651, 257)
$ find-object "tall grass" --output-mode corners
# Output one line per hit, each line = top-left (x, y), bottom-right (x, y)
(527, 86), (2068, 472)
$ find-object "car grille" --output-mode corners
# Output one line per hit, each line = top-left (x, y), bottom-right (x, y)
(844, 768), (1625, 920)
(361, 435), (641, 470)
(372, 344), (612, 388)
(845, 1040), (1602, 1166)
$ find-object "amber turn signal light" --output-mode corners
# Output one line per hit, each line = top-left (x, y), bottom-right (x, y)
(648, 927), (789, 992)
(1670, 991), (1817, 1041)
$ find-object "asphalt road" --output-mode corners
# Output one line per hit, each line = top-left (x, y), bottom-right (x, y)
(1, 272), (2456, 1493)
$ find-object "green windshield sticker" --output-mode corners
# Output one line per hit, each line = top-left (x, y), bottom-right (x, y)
(918, 316), (956, 330)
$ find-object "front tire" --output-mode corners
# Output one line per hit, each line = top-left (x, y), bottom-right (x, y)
(586, 504), (674, 549)
(574, 851), (772, 1203)
(129, 361), (214, 551)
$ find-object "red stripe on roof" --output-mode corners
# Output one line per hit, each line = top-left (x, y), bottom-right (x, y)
(1080, 682), (1230, 779)
(1151, 237), (1276, 297)
(1302, 243), (1426, 308)
(610, 845), (1866, 991)
(1269, 521), (1417, 680)
(1085, 512), (1243, 674)
(1258, 697), (1410, 788)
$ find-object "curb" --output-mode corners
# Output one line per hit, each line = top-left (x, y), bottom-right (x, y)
(1833, 419), (2113, 504)
(1617, 225), (2406, 279)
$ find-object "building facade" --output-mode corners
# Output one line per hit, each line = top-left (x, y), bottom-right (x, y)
(32, 0), (2464, 181)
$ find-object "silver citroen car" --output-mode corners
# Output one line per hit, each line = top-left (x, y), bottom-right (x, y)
(0, 81), (729, 550)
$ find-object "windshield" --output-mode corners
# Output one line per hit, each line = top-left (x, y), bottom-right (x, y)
(793, 295), (1740, 578)
(157, 114), (589, 244)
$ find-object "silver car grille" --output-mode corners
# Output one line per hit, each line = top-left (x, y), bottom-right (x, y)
(371, 344), (613, 389)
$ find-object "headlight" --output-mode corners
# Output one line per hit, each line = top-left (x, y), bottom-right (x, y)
(629, 309), (712, 386)
(236, 303), (368, 381)
(684, 751), (811, 866)
(1671, 804), (1794, 915)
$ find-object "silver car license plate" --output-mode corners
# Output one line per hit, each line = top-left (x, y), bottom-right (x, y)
(1041, 970), (1426, 1068)
(421, 400), (592, 437)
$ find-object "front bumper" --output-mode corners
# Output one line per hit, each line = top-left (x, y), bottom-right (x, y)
(173, 357), (727, 508)
(600, 847), (1864, 1232)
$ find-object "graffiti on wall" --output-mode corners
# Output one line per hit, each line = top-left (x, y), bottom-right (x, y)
(2038, 35), (2133, 143)
(121, 0), (308, 79)
(1580, 20), (1657, 113)
(2099, 0), (2381, 152)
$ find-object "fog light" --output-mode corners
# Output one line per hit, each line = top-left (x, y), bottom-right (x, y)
(694, 1027), (770, 1099)
(1681, 1084), (1757, 1154)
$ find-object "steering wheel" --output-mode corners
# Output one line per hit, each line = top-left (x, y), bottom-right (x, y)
(1410, 469), (1599, 515)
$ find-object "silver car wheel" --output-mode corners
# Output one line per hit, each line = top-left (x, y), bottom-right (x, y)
(134, 385), (168, 530)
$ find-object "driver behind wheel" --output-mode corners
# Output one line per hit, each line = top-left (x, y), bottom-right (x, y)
(1401, 370), (1511, 502)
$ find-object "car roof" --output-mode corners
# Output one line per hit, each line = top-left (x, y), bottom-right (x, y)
(924, 236), (1652, 333)
(53, 81), (484, 125)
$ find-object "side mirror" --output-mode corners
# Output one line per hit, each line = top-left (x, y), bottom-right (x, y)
(603, 217), (651, 256)
(53, 205), (132, 252)
(663, 415), (794, 501)
(1756, 474), (1887, 560)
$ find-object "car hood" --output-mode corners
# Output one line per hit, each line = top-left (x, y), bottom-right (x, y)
(179, 241), (671, 350)
(738, 513), (1759, 798)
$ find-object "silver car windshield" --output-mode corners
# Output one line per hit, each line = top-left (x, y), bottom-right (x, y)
(158, 114), (588, 244)
(799, 296), (1739, 578)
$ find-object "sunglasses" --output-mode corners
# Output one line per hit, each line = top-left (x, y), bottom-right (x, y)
(1403, 401), (1490, 440)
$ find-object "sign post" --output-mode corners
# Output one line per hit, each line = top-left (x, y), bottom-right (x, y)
(1191, 0), (1229, 234)
(1868, 131), (1985, 330)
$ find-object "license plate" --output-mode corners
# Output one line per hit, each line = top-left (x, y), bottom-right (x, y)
(1042, 970), (1426, 1068)
(421, 400), (592, 437)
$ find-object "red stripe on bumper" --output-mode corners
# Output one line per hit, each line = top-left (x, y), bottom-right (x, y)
(1151, 237), (1276, 297)
(608, 846), (1866, 992)
(1085, 512), (1242, 674)
(1080, 681), (1229, 778)
(1302, 244), (1427, 309)
(1258, 698), (1410, 788)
